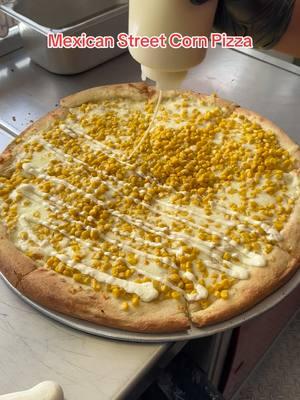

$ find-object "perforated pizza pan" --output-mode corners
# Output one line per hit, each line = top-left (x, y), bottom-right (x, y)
(2, 270), (299, 343)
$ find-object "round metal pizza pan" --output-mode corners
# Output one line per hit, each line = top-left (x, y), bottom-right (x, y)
(2, 270), (300, 343)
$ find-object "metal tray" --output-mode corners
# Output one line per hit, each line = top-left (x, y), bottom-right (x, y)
(0, 0), (129, 74)
(2, 270), (300, 343)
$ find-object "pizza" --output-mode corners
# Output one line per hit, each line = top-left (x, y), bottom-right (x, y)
(0, 83), (299, 333)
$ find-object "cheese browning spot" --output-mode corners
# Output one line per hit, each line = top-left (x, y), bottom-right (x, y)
(0, 92), (299, 312)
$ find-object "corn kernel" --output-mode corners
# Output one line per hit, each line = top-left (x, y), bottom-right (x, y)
(265, 244), (273, 254)
(131, 295), (140, 306)
(220, 290), (229, 299)
(19, 231), (28, 240)
(73, 273), (82, 283)
(112, 287), (120, 298)
(169, 273), (180, 283)
(223, 252), (231, 261)
(185, 283), (194, 290)
(126, 253), (138, 265)
(91, 279), (101, 291)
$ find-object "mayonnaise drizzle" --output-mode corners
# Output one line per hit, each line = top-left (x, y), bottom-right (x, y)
(19, 167), (259, 279)
(14, 185), (208, 300)
(18, 214), (159, 302)
(19, 210), (207, 301)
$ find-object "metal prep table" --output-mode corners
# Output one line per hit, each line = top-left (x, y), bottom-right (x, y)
(0, 40), (299, 399)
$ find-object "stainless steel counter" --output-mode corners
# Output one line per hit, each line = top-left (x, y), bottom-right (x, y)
(0, 45), (299, 399)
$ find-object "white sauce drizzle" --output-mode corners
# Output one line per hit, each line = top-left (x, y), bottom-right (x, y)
(128, 90), (163, 159)
(18, 215), (159, 302)
(15, 184), (209, 300)
(18, 167), (257, 280)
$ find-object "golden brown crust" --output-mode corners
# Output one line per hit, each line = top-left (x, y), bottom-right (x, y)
(279, 194), (300, 259)
(18, 267), (190, 333)
(0, 226), (36, 287)
(190, 247), (299, 327)
(61, 82), (154, 108)
(292, 149), (300, 168)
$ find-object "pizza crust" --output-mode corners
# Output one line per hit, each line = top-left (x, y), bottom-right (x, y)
(292, 149), (300, 168)
(61, 82), (154, 108)
(279, 195), (300, 259)
(0, 226), (36, 287)
(17, 267), (190, 333)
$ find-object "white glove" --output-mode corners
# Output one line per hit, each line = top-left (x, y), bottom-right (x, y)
(0, 381), (64, 400)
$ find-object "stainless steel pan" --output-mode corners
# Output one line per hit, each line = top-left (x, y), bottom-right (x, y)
(0, 0), (129, 74)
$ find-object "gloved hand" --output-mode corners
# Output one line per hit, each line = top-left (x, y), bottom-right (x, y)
(214, 0), (296, 48)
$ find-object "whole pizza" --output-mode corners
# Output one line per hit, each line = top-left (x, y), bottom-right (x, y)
(0, 83), (299, 333)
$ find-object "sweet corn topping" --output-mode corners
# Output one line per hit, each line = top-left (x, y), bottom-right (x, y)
(0, 92), (299, 310)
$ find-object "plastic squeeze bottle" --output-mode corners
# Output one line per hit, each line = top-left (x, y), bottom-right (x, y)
(128, 0), (218, 90)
